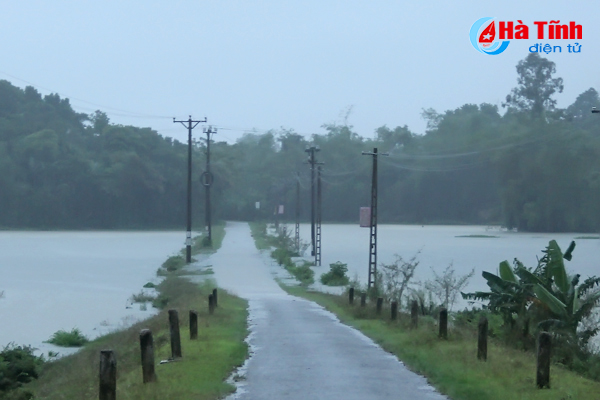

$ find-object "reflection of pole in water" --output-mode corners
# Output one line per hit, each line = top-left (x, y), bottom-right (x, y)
(362, 147), (388, 290)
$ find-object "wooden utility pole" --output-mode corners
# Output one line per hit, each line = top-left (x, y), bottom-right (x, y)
(173, 115), (207, 263)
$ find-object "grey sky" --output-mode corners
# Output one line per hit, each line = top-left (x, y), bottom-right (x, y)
(1, 1), (597, 144)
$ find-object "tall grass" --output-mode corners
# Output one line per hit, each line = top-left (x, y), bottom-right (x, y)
(284, 285), (600, 400)
(28, 279), (248, 399)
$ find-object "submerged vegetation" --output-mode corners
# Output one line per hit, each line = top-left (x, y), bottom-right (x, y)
(45, 328), (89, 347)
(320, 262), (350, 286)
(250, 222), (314, 285)
(11, 227), (250, 400)
(28, 280), (248, 400)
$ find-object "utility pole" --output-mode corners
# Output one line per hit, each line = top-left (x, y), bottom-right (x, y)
(202, 126), (217, 246)
(315, 166), (322, 266)
(174, 115), (207, 263)
(362, 148), (388, 290)
(305, 145), (323, 258)
(295, 172), (300, 254)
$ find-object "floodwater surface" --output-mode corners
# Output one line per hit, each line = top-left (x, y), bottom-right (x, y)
(295, 224), (600, 308)
(0, 231), (185, 355)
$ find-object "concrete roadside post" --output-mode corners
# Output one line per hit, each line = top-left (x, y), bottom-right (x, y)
(189, 310), (198, 340)
(140, 329), (157, 383)
(99, 350), (116, 400)
(168, 310), (182, 358)
(477, 316), (488, 361)
(537, 332), (551, 388)
(439, 308), (448, 339)
(411, 300), (418, 329)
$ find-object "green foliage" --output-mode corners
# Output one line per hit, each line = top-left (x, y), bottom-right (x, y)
(1, 54), (600, 232)
(151, 294), (170, 309)
(27, 279), (249, 399)
(142, 282), (156, 288)
(0, 344), (43, 399)
(287, 263), (315, 286)
(463, 239), (600, 371)
(45, 328), (88, 347)
(285, 285), (600, 399)
(129, 291), (155, 303)
(503, 53), (564, 118)
(320, 262), (350, 286)
(161, 255), (186, 272)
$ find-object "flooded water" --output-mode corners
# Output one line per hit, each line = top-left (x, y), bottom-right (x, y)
(294, 224), (600, 309)
(2, 225), (598, 356)
(0, 231), (185, 355)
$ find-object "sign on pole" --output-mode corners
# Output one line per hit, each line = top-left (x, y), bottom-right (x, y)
(359, 207), (371, 227)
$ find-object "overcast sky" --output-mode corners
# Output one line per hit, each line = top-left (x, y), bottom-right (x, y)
(1, 1), (597, 143)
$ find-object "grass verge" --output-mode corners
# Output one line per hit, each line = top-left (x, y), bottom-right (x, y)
(28, 279), (248, 400)
(282, 285), (600, 400)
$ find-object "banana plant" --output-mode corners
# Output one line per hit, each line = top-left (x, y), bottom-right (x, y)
(462, 259), (536, 328)
(531, 240), (600, 344)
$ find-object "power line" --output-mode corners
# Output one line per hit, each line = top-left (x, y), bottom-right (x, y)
(381, 157), (490, 173)
(0, 70), (173, 120)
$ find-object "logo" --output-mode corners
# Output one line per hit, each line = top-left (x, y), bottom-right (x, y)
(470, 18), (510, 55)
(470, 19), (583, 55)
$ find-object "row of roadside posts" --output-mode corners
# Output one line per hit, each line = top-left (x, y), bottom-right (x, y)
(99, 289), (218, 400)
(348, 287), (552, 389)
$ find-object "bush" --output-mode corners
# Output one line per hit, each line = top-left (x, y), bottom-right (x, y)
(0, 344), (43, 396)
(45, 328), (88, 347)
(130, 291), (155, 303)
(271, 248), (293, 266)
(162, 255), (186, 272)
(288, 263), (315, 286)
(320, 262), (350, 286)
(152, 294), (169, 309)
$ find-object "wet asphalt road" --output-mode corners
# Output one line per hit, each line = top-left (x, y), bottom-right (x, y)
(211, 222), (447, 400)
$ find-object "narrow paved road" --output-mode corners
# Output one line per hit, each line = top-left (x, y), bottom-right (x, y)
(212, 222), (447, 400)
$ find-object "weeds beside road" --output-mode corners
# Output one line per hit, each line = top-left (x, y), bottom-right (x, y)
(283, 285), (600, 400)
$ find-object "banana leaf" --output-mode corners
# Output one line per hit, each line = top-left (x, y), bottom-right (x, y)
(547, 240), (569, 294)
(534, 283), (567, 318)
(499, 260), (518, 284)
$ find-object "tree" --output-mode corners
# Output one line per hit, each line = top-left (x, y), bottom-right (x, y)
(426, 264), (474, 311)
(503, 53), (564, 118)
(379, 253), (420, 305)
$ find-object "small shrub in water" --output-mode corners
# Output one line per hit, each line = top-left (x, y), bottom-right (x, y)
(162, 255), (186, 272)
(320, 262), (350, 286)
(45, 328), (88, 347)
(130, 291), (155, 303)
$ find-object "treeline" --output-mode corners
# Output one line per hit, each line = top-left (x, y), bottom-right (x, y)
(1, 54), (600, 231)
